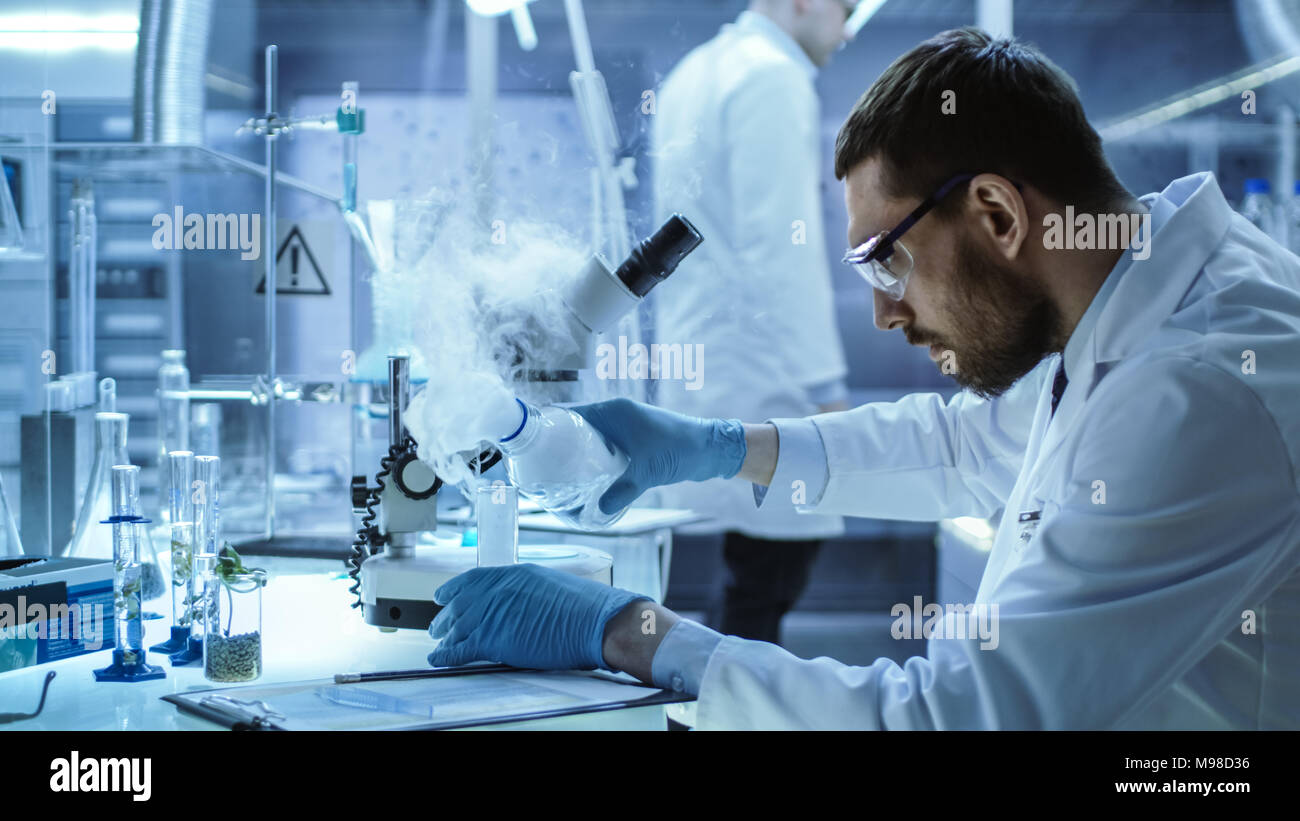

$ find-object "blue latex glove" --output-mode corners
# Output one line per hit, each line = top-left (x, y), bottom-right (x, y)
(426, 563), (651, 670)
(571, 397), (747, 515)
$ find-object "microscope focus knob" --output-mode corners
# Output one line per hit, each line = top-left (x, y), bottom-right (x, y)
(351, 475), (372, 512)
(392, 452), (441, 500)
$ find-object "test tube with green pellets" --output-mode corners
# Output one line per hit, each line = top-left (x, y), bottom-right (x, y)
(93, 465), (165, 682)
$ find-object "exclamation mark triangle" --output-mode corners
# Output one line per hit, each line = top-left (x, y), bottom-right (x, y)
(256, 225), (330, 295)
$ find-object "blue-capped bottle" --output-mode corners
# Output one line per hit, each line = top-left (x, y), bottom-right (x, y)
(1240, 178), (1275, 237)
(1288, 181), (1300, 256)
(496, 399), (630, 531)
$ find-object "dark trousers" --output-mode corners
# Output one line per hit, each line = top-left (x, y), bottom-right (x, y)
(705, 531), (823, 645)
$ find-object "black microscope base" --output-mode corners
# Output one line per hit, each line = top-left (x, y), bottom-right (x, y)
(363, 597), (444, 630)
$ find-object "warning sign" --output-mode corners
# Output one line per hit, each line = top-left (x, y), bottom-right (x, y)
(256, 223), (332, 295)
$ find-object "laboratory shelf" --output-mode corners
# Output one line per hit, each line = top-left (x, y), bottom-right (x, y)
(45, 142), (338, 203)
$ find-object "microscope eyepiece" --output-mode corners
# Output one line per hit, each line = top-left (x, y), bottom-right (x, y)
(613, 214), (703, 297)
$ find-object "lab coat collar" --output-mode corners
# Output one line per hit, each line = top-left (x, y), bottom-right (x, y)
(1059, 230), (1133, 388)
(732, 10), (818, 80)
(1092, 172), (1233, 364)
(1033, 172), (1232, 465)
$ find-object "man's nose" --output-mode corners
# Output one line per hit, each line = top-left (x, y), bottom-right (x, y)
(872, 288), (909, 331)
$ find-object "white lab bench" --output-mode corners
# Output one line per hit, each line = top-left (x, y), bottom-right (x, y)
(0, 557), (669, 731)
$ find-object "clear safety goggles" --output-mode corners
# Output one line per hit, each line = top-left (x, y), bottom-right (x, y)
(842, 173), (1021, 301)
(842, 234), (915, 301)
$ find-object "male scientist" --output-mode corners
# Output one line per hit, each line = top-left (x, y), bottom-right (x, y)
(651, 0), (853, 644)
(427, 29), (1300, 729)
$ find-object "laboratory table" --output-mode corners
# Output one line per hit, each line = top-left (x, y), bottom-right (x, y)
(0, 557), (670, 731)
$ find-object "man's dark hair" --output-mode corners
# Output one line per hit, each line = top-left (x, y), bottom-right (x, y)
(834, 28), (1130, 216)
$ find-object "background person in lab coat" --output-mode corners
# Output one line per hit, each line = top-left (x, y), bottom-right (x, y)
(429, 28), (1300, 729)
(651, 0), (854, 644)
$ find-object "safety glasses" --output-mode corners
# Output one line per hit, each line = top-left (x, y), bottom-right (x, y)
(841, 173), (977, 301)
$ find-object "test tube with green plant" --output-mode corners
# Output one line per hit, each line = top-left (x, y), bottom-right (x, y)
(151, 450), (196, 656)
(93, 465), (165, 682)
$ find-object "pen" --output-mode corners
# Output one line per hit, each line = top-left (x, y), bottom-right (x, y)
(333, 663), (529, 683)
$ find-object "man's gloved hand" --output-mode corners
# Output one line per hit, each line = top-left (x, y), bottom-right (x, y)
(571, 397), (746, 514)
(426, 563), (650, 670)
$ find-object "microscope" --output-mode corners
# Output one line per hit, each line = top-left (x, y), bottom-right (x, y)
(350, 215), (703, 629)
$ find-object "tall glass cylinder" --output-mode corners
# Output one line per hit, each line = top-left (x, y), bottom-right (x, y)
(169, 521), (196, 632)
(167, 448), (195, 623)
(190, 403), (221, 459)
(157, 349), (190, 526)
(137, 446), (199, 656)
(193, 455), (220, 558)
(169, 449), (194, 524)
(192, 455), (221, 644)
(110, 465), (145, 665)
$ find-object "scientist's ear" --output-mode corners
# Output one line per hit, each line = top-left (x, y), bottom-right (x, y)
(966, 173), (1028, 260)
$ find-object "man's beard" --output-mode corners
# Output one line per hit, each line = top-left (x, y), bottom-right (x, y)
(929, 233), (1062, 399)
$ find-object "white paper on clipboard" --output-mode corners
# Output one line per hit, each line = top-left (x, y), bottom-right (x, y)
(166, 669), (686, 731)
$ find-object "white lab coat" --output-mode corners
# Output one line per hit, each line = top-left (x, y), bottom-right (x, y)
(694, 172), (1300, 729)
(651, 11), (847, 538)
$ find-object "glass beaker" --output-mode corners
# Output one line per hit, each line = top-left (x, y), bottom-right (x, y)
(203, 569), (266, 683)
(476, 481), (518, 567)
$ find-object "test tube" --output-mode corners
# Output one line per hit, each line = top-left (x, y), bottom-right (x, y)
(168, 450), (195, 628)
(190, 403), (221, 459)
(193, 455), (220, 558)
(341, 81), (359, 213)
(169, 450), (194, 525)
(110, 465), (145, 665)
(157, 349), (190, 525)
(476, 481), (518, 567)
(192, 456), (221, 644)
(169, 521), (195, 634)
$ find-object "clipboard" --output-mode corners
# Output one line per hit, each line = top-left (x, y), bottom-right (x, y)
(162, 668), (694, 731)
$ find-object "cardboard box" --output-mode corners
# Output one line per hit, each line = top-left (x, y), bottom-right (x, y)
(0, 556), (114, 672)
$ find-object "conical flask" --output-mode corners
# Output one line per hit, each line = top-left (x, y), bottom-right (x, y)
(68, 412), (167, 602)
(0, 471), (20, 557)
(0, 161), (23, 252)
(68, 412), (129, 560)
